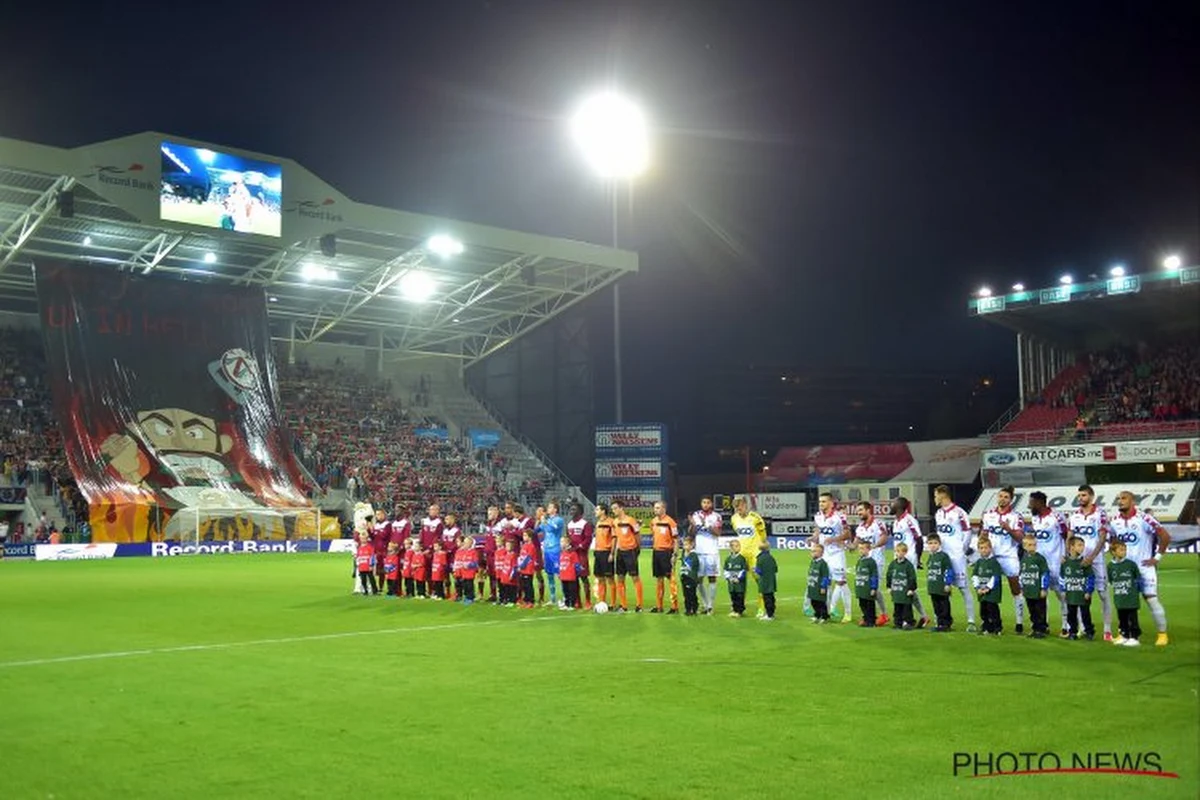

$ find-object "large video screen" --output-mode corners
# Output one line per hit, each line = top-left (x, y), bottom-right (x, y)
(160, 141), (282, 237)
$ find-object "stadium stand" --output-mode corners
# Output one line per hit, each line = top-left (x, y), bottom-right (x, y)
(991, 341), (1200, 445)
(276, 362), (508, 522)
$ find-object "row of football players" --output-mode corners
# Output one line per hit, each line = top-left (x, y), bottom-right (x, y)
(810, 485), (1171, 646)
(353, 500), (629, 609)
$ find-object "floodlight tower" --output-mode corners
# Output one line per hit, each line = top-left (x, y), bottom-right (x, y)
(571, 90), (650, 423)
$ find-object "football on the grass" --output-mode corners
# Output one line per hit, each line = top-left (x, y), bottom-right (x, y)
(594, 601), (609, 614)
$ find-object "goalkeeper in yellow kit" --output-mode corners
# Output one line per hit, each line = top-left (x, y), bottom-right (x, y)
(730, 497), (768, 618)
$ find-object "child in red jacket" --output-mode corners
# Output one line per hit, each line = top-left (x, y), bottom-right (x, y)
(411, 545), (428, 598)
(518, 531), (538, 608)
(558, 536), (580, 611)
(457, 536), (479, 604)
(401, 539), (416, 597)
(431, 541), (448, 600)
(383, 542), (401, 597)
(356, 534), (378, 596)
(496, 541), (518, 606)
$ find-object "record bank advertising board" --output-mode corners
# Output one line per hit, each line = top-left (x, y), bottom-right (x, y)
(595, 424), (669, 530)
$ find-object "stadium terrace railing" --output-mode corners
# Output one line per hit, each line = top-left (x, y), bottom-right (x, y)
(988, 419), (1200, 447)
(987, 400), (1022, 435)
(462, 382), (580, 500)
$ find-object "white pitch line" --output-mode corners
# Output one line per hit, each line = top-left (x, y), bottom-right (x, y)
(0, 615), (567, 670)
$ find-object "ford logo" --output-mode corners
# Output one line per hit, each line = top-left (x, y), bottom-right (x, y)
(987, 452), (1016, 466)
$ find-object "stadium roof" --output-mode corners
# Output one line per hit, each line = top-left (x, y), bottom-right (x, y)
(967, 267), (1199, 348)
(0, 132), (636, 365)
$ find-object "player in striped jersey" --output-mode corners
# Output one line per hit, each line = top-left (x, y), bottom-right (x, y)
(1069, 485), (1112, 640)
(979, 486), (1027, 633)
(854, 501), (890, 626)
(889, 497), (928, 627)
(814, 492), (854, 623)
(1111, 490), (1170, 646)
(1028, 491), (1070, 637)
(933, 485), (977, 632)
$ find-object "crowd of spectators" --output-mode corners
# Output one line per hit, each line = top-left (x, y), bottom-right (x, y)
(278, 360), (509, 521)
(0, 327), (88, 539)
(1085, 343), (1200, 425)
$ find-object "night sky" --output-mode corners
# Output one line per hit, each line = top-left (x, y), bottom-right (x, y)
(2, 1), (1197, 458)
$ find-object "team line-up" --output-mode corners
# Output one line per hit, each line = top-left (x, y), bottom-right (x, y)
(349, 484), (1172, 647)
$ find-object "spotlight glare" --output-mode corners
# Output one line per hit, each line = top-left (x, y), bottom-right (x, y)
(83, 235), (93, 246)
(301, 263), (338, 282)
(426, 234), (464, 258)
(399, 270), (436, 303)
(978, 287), (992, 297)
(203, 251), (218, 264)
(1163, 254), (1182, 271)
(1109, 265), (1125, 277)
(1012, 283), (1025, 291)
(570, 90), (651, 179)
(1059, 274), (1073, 285)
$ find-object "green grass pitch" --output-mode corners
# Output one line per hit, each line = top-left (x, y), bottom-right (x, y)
(1, 551), (1196, 799)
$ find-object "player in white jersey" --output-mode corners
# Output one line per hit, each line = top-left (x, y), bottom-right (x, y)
(688, 496), (723, 614)
(1111, 491), (1170, 646)
(1027, 491), (1070, 636)
(889, 497), (928, 627)
(815, 492), (855, 622)
(933, 485), (977, 632)
(1069, 485), (1112, 640)
(854, 501), (890, 624)
(978, 485), (1027, 633)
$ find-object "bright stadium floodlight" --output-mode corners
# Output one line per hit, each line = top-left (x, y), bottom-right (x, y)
(203, 251), (218, 264)
(399, 270), (436, 303)
(301, 262), (337, 281)
(570, 90), (651, 180)
(1059, 274), (1073, 285)
(1110, 264), (1126, 277)
(1012, 283), (1025, 291)
(83, 235), (92, 246)
(426, 234), (464, 258)
(978, 287), (992, 297)
(1163, 254), (1182, 271)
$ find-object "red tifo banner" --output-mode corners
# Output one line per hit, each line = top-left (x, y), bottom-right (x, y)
(36, 261), (332, 542)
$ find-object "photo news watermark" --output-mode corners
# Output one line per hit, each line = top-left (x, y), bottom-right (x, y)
(953, 751), (1179, 779)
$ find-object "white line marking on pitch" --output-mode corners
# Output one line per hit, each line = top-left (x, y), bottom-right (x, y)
(0, 615), (568, 670)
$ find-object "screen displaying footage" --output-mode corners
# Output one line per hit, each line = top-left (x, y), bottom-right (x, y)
(160, 141), (282, 237)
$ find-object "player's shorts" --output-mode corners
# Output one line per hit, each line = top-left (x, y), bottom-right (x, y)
(572, 548), (590, 577)
(652, 550), (674, 578)
(870, 551), (886, 576)
(593, 550), (614, 577)
(948, 554), (968, 588)
(1087, 559), (1106, 591)
(825, 552), (847, 583)
(1137, 563), (1158, 596)
(696, 552), (719, 578)
(542, 551), (560, 576)
(997, 554), (1020, 579)
(616, 549), (639, 577)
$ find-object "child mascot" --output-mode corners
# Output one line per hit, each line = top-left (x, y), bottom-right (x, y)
(352, 501), (375, 594)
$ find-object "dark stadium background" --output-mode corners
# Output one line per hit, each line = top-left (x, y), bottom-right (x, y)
(1, 0), (1196, 477)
